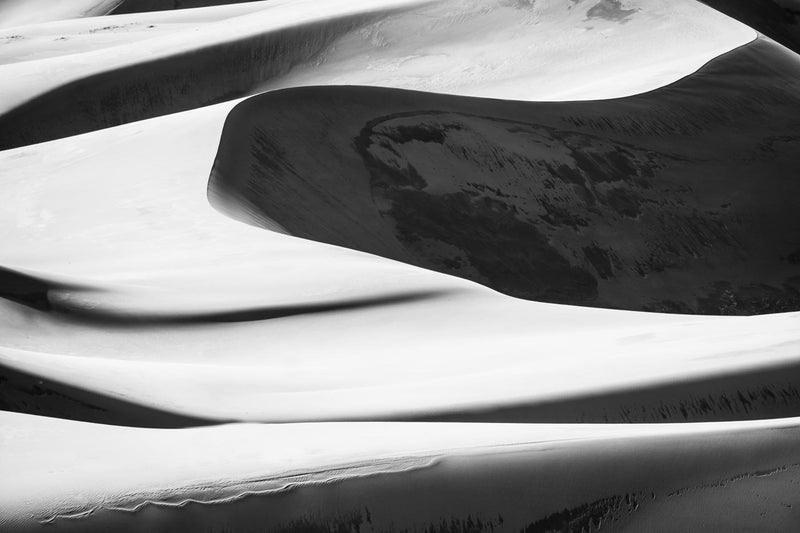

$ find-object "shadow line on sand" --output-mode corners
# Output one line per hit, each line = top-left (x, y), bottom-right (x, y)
(0, 265), (453, 327)
(0, 361), (224, 428)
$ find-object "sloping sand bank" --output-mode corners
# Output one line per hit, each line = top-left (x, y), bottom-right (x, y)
(2, 412), (799, 532)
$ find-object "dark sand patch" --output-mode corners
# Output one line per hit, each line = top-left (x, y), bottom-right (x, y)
(209, 37), (800, 314)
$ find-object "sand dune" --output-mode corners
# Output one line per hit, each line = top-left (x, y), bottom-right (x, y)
(0, 0), (754, 149)
(3, 412), (799, 532)
(0, 27), (798, 426)
(2, 1), (799, 531)
(211, 37), (800, 314)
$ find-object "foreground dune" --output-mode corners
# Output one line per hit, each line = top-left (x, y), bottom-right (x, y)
(0, 0), (755, 149)
(2, 412), (799, 532)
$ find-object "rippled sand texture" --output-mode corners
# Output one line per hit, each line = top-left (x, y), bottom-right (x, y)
(1, 1), (799, 532)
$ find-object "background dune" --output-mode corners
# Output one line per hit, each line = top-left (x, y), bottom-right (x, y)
(0, 0), (754, 150)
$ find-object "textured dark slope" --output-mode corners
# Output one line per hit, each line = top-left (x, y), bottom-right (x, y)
(209, 37), (800, 315)
(701, 0), (800, 53)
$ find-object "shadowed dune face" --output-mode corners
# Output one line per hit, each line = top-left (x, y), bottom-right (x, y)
(210, 38), (800, 314)
(701, 0), (800, 53)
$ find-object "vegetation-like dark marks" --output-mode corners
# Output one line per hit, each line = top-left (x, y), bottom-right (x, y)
(419, 361), (800, 423)
(695, 281), (800, 315)
(522, 492), (642, 532)
(385, 189), (598, 303)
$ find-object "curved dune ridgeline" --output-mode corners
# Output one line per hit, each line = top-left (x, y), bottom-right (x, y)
(701, 0), (800, 53)
(209, 37), (800, 315)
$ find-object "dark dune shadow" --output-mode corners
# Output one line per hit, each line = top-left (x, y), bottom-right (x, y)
(0, 264), (450, 327)
(208, 37), (800, 315)
(408, 361), (800, 423)
(700, 0), (800, 54)
(0, 265), (75, 311)
(0, 362), (221, 428)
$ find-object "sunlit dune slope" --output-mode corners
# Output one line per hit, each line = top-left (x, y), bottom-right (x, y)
(2, 413), (799, 532)
(0, 0), (754, 150)
(210, 37), (800, 315)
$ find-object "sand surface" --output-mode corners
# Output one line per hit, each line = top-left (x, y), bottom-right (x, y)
(1, 1), (799, 531)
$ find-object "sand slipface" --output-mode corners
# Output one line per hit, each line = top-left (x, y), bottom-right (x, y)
(1, 0), (800, 531)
